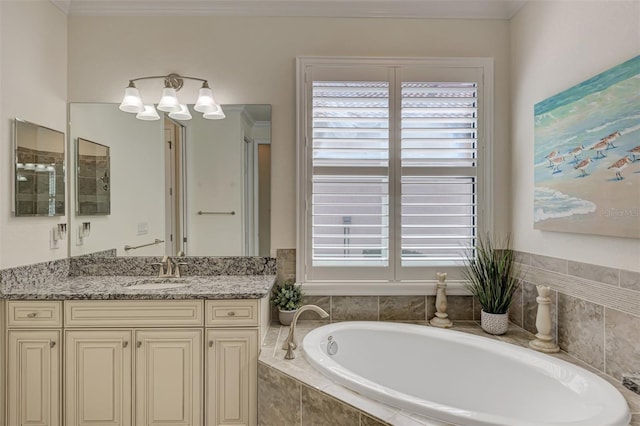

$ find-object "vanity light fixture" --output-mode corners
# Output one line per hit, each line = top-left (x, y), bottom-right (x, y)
(118, 73), (224, 121)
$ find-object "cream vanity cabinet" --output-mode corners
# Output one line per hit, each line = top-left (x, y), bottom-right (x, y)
(205, 300), (260, 426)
(64, 300), (204, 426)
(6, 297), (267, 426)
(6, 301), (63, 426)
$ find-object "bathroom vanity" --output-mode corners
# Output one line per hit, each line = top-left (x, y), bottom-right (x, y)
(2, 272), (274, 426)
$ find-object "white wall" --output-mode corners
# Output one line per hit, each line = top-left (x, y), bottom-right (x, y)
(0, 0), (67, 268)
(67, 16), (512, 256)
(186, 107), (245, 255)
(69, 104), (165, 256)
(510, 1), (640, 271)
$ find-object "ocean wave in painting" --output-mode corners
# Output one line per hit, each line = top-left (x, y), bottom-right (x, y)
(534, 187), (596, 222)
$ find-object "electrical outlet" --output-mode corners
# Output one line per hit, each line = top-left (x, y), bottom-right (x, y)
(50, 229), (60, 249)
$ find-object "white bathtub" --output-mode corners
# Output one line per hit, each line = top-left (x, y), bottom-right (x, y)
(302, 322), (631, 426)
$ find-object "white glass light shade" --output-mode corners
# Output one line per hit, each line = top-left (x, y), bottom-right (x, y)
(119, 86), (144, 113)
(136, 105), (161, 121)
(157, 87), (180, 112)
(168, 104), (192, 121)
(203, 104), (226, 120)
(194, 87), (216, 113)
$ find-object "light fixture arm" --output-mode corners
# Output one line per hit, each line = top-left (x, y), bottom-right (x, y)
(128, 73), (208, 92)
(119, 72), (223, 120)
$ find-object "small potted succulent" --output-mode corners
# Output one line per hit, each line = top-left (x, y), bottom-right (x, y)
(462, 234), (522, 335)
(271, 281), (303, 326)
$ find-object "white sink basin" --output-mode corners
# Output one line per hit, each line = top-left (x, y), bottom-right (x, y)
(126, 278), (189, 290)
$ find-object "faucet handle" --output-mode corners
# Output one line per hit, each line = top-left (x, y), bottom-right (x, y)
(150, 262), (165, 275)
(174, 262), (188, 278)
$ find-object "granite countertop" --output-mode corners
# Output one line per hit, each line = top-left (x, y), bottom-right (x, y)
(2, 274), (277, 300)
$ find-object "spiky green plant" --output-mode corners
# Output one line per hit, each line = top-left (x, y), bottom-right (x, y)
(271, 281), (303, 311)
(462, 234), (521, 315)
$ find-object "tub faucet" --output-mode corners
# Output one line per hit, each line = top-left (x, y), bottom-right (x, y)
(282, 304), (329, 360)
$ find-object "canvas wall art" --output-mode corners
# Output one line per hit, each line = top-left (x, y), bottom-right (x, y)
(534, 55), (640, 239)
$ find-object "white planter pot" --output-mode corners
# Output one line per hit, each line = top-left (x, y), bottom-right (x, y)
(278, 309), (297, 326)
(481, 310), (509, 335)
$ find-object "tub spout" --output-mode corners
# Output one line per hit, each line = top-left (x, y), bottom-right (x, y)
(282, 304), (329, 359)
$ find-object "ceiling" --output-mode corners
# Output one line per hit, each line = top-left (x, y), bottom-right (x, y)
(51, 0), (527, 20)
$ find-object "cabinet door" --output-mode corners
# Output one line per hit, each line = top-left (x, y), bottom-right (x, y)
(206, 329), (258, 426)
(134, 329), (203, 426)
(7, 330), (61, 426)
(65, 330), (132, 426)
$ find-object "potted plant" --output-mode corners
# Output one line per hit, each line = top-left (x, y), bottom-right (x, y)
(462, 234), (521, 335)
(271, 281), (303, 326)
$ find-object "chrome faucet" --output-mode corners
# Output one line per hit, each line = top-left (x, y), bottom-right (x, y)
(152, 256), (188, 278)
(282, 304), (329, 360)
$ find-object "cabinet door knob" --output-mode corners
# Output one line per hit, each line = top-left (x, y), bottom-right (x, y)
(50, 341), (56, 348)
(27, 313), (37, 318)
(209, 340), (214, 348)
(123, 341), (129, 348)
(136, 341), (142, 348)
(227, 311), (236, 316)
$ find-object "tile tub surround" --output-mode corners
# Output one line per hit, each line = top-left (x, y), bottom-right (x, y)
(276, 249), (638, 382)
(512, 251), (640, 381)
(258, 321), (640, 426)
(295, 294), (477, 323)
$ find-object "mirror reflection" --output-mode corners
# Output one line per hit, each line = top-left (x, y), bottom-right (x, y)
(76, 138), (111, 215)
(68, 104), (271, 257)
(14, 119), (66, 217)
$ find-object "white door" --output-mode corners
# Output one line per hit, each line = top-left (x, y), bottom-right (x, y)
(7, 330), (61, 426)
(65, 330), (132, 426)
(206, 329), (258, 426)
(134, 329), (203, 426)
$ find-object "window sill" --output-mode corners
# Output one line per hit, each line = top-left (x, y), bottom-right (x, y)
(298, 281), (471, 296)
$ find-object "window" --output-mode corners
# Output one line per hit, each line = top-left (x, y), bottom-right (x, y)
(297, 58), (493, 286)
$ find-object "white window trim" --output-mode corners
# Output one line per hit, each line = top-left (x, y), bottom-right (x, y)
(296, 56), (494, 294)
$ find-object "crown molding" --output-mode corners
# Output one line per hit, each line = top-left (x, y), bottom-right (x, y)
(61, 0), (527, 20)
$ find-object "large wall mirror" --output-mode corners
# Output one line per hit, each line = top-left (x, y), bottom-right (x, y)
(68, 103), (271, 257)
(14, 119), (66, 216)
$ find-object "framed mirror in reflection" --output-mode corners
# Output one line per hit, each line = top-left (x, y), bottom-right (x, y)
(14, 119), (66, 217)
(68, 103), (271, 258)
(77, 138), (111, 215)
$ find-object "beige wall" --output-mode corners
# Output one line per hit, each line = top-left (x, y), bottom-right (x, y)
(67, 16), (512, 256)
(509, 1), (640, 271)
(0, 0), (67, 268)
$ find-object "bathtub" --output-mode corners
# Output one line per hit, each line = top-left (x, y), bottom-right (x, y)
(302, 322), (631, 426)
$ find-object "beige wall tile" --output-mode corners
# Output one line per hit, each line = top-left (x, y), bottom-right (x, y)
(301, 385), (360, 425)
(531, 254), (568, 274)
(605, 308), (640, 381)
(427, 295), (473, 321)
(258, 363), (301, 426)
(558, 293), (605, 371)
(332, 296), (378, 321)
(380, 296), (426, 321)
(568, 260), (619, 286)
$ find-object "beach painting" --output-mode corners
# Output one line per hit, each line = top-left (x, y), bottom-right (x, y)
(534, 55), (640, 238)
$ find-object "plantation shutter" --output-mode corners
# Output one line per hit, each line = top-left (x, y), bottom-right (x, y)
(300, 60), (486, 283)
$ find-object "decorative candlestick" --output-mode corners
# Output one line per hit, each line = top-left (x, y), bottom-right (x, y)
(529, 285), (559, 353)
(430, 272), (453, 328)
